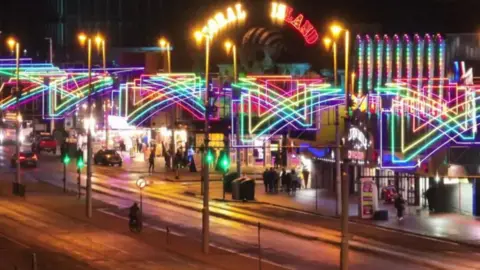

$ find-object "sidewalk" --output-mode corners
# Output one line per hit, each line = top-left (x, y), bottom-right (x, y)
(185, 181), (480, 248)
(119, 152), (264, 181)
(0, 179), (282, 270)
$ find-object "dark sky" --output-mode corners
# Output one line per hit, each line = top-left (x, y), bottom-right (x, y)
(0, 0), (478, 67)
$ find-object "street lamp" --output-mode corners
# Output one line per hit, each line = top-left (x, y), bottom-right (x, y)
(77, 32), (105, 218)
(223, 40), (241, 175)
(327, 22), (350, 270)
(158, 37), (171, 73)
(194, 29), (211, 254)
(7, 37), (22, 193)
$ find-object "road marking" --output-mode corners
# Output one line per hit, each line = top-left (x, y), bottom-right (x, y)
(0, 231), (31, 249)
(209, 243), (293, 270)
(96, 208), (185, 237)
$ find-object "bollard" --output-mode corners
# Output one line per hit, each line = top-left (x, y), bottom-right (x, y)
(258, 222), (261, 270)
(32, 252), (37, 270)
(166, 226), (170, 245)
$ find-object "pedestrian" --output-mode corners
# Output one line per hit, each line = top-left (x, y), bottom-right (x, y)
(290, 169), (298, 195)
(263, 169), (269, 193)
(286, 170), (292, 194)
(148, 149), (155, 174)
(274, 152), (281, 169)
(425, 186), (436, 212)
(164, 150), (171, 169)
(394, 193), (406, 221)
(270, 168), (279, 193)
(281, 168), (287, 192)
(268, 168), (275, 193)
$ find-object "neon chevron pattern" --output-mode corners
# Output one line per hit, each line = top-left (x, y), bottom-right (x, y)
(233, 75), (343, 143)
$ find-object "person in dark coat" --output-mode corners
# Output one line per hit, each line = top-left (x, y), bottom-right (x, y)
(270, 168), (279, 193)
(263, 169), (269, 193)
(285, 171), (292, 194)
(425, 186), (436, 212)
(281, 168), (287, 192)
(394, 194), (406, 221)
(148, 150), (155, 174)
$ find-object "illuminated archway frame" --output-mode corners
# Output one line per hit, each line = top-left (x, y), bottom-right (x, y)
(198, 2), (319, 45)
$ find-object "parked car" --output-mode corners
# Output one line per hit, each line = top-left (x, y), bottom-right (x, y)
(94, 149), (122, 166)
(11, 151), (38, 168)
(34, 133), (57, 154)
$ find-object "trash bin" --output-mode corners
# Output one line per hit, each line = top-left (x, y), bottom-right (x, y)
(373, 210), (388, 221)
(223, 172), (240, 193)
(12, 182), (25, 197)
(239, 178), (255, 201)
(232, 177), (245, 200)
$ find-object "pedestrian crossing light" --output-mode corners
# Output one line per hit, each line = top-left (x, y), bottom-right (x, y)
(63, 154), (71, 165)
(206, 149), (214, 164)
(220, 155), (230, 172)
(77, 156), (84, 169)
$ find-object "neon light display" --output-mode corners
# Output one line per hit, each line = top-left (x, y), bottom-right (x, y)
(233, 75), (342, 144)
(200, 3), (246, 36)
(270, 2), (319, 44)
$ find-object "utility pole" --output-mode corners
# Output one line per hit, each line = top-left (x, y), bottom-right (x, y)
(15, 42), (21, 188)
(202, 36), (211, 254)
(45, 37), (55, 133)
(340, 161), (349, 270)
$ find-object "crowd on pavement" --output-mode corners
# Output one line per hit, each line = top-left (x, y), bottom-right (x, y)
(262, 167), (308, 195)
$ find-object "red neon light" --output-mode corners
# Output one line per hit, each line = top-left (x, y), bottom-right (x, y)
(284, 6), (319, 45)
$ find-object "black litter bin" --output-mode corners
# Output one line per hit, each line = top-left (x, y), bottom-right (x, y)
(239, 178), (255, 201)
(223, 172), (240, 193)
(373, 210), (388, 221)
(232, 178), (245, 200)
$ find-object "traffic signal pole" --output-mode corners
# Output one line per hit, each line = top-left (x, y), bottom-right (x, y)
(63, 162), (66, 193)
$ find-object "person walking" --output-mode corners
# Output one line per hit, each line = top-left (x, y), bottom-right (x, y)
(148, 149), (155, 174)
(270, 168), (279, 193)
(263, 169), (269, 193)
(394, 193), (406, 221)
(281, 168), (287, 192)
(290, 169), (298, 195)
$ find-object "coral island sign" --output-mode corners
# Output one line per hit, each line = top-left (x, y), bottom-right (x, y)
(270, 2), (319, 45)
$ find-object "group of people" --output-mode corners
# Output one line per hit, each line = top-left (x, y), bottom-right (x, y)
(262, 168), (302, 195)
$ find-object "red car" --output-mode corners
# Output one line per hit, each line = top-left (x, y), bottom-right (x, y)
(35, 134), (57, 154)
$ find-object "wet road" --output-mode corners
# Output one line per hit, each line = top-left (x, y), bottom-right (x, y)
(0, 145), (474, 269)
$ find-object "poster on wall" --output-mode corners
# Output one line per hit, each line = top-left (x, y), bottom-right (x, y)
(360, 178), (375, 219)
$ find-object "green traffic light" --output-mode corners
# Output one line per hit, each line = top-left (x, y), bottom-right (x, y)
(220, 156), (230, 171)
(63, 155), (70, 165)
(77, 157), (84, 169)
(206, 150), (214, 164)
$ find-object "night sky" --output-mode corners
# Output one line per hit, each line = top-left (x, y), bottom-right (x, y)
(0, 0), (478, 67)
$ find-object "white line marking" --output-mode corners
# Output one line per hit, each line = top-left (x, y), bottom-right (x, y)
(209, 243), (293, 270)
(96, 208), (185, 236)
(0, 231), (31, 249)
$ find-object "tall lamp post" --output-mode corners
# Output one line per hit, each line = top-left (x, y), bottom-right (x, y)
(327, 22), (350, 270)
(194, 30), (211, 254)
(78, 32), (105, 218)
(224, 40), (241, 175)
(7, 37), (22, 190)
(159, 38), (175, 173)
(44, 37), (55, 133)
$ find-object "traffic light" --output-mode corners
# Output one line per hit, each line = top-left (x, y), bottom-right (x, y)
(216, 150), (230, 173)
(63, 153), (71, 165)
(219, 154), (230, 172)
(76, 150), (84, 169)
(206, 149), (214, 164)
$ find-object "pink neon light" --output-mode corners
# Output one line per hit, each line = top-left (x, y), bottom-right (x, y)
(283, 6), (319, 45)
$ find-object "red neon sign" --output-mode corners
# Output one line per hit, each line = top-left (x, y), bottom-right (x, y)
(284, 6), (319, 45)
